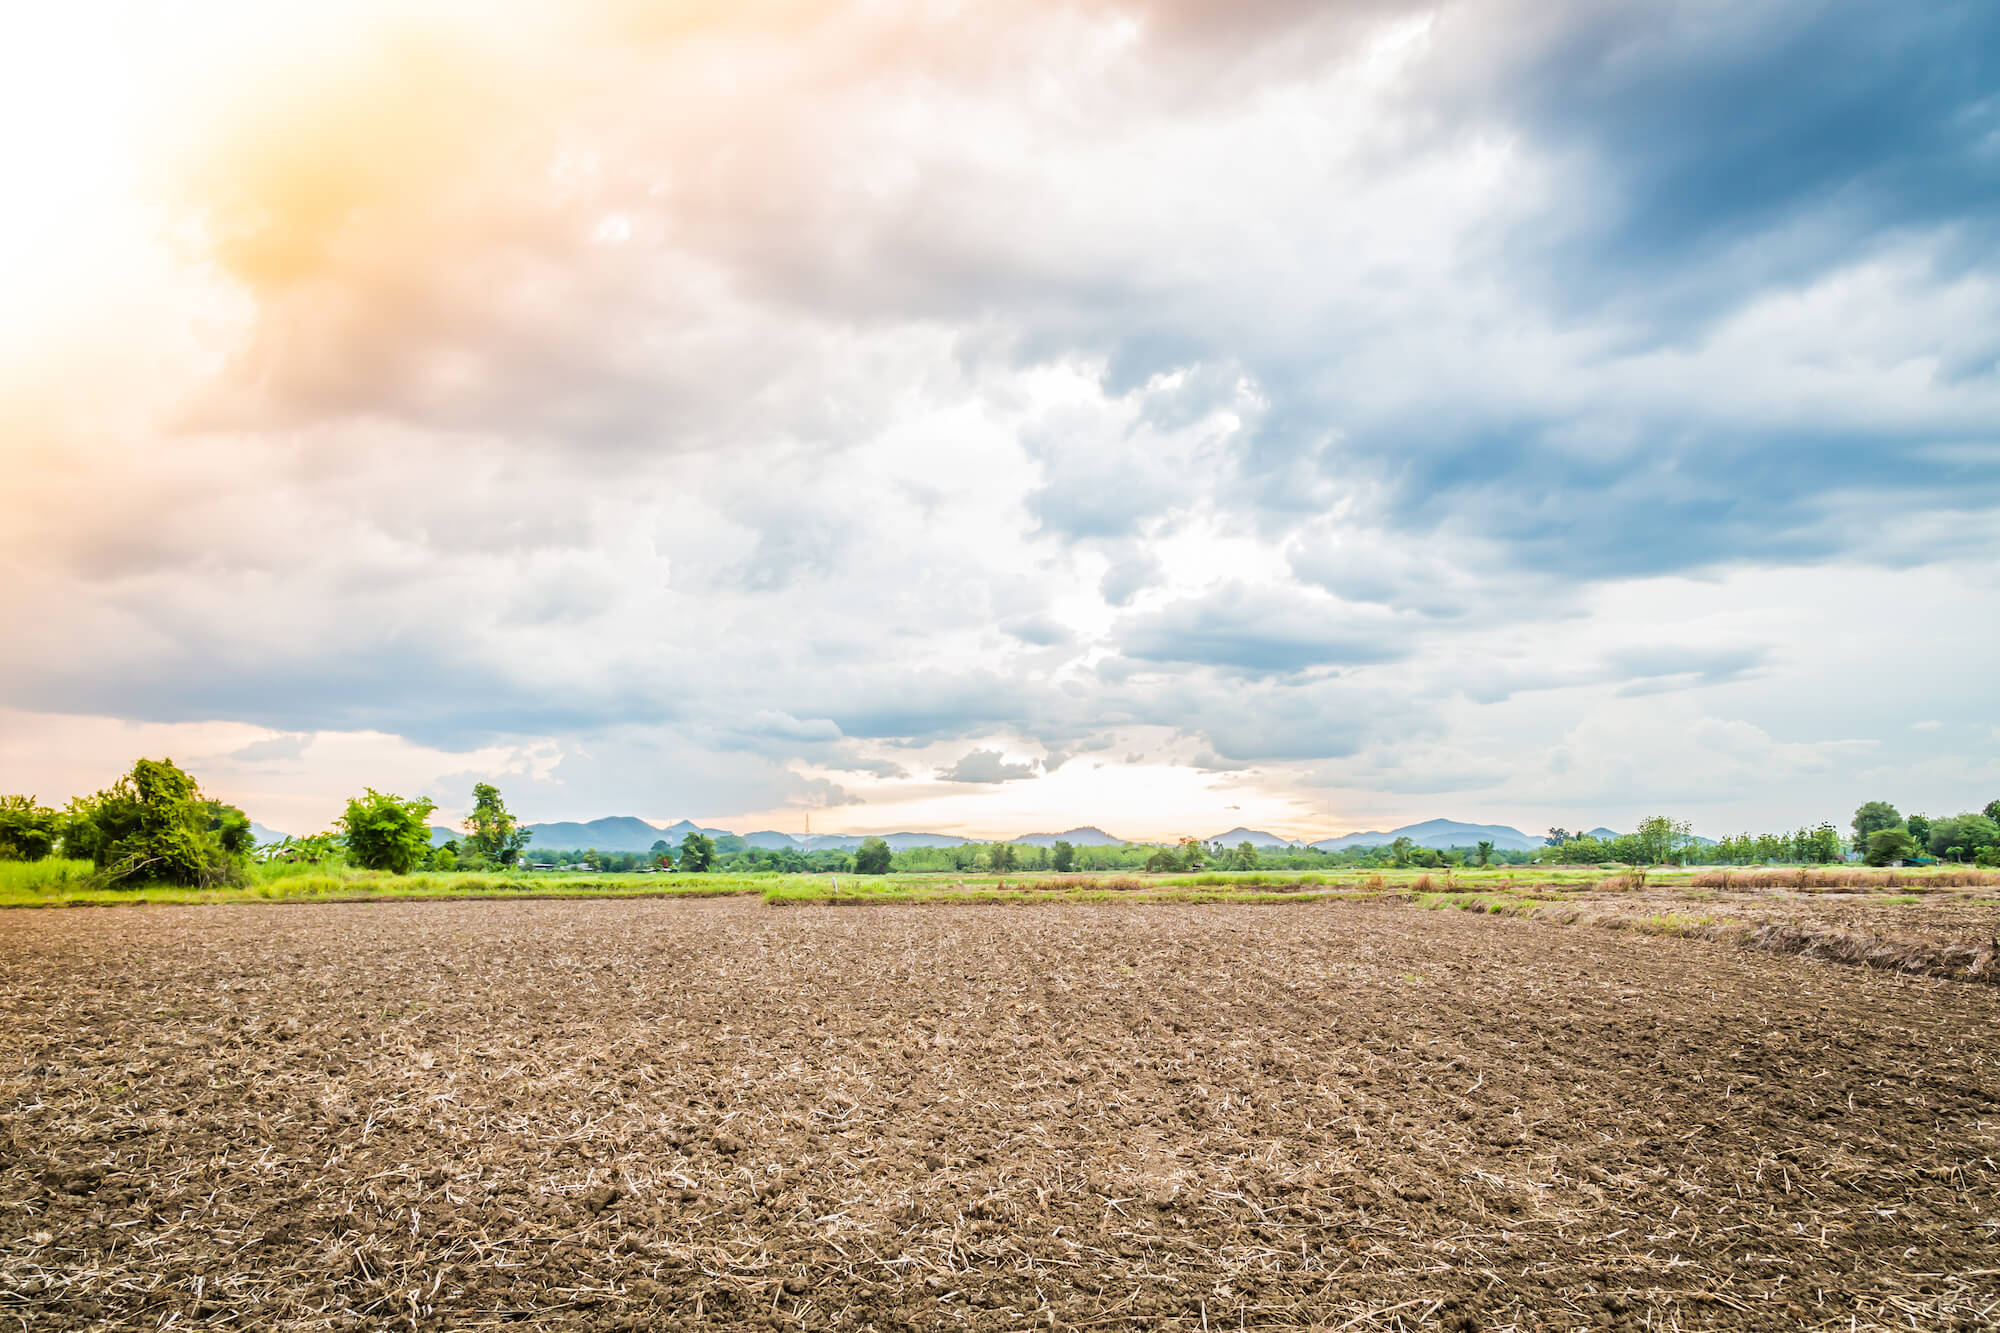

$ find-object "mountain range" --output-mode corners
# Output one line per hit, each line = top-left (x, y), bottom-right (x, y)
(257, 814), (1650, 854)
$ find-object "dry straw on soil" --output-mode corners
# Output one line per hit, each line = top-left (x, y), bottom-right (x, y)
(2, 898), (1997, 1331)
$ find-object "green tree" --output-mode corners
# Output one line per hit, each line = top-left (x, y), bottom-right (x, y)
(1389, 836), (1414, 868)
(0, 796), (64, 861)
(1986, 799), (2000, 825)
(1050, 840), (1076, 874)
(1805, 822), (1843, 864)
(1864, 828), (1918, 866)
(988, 842), (1019, 872)
(1849, 801), (1902, 853)
(1544, 828), (1573, 847)
(338, 790), (437, 874)
(854, 837), (892, 874)
(1635, 815), (1693, 865)
(463, 783), (530, 867)
(1927, 813), (1999, 861)
(1906, 814), (1933, 852)
(67, 758), (251, 887)
(679, 831), (716, 872)
(1232, 840), (1259, 871)
(1474, 840), (1494, 867)
(1143, 846), (1178, 872)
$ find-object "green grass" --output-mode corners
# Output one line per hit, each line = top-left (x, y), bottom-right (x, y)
(0, 858), (1965, 912)
(0, 863), (765, 908)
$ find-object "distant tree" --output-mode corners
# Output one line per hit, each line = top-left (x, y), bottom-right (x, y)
(1176, 837), (1207, 871)
(1233, 840), (1259, 871)
(66, 758), (251, 887)
(1864, 828), (1918, 867)
(1389, 836), (1414, 868)
(654, 844), (675, 870)
(1544, 828), (1573, 848)
(1475, 840), (1494, 867)
(0, 795), (64, 861)
(1050, 840), (1076, 874)
(339, 789), (438, 875)
(1906, 814), (1933, 852)
(1143, 846), (1178, 872)
(1986, 799), (2000, 825)
(854, 837), (892, 874)
(1849, 801), (1902, 853)
(650, 839), (670, 856)
(463, 783), (530, 867)
(1927, 813), (1999, 862)
(1634, 816), (1694, 865)
(679, 831), (716, 873)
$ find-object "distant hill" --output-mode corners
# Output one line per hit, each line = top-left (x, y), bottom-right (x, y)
(1009, 827), (1127, 847)
(522, 816), (724, 852)
(250, 822), (292, 846)
(1312, 819), (1541, 852)
(1585, 827), (1619, 840)
(785, 832), (971, 852)
(428, 825), (456, 847)
(1208, 827), (1299, 849)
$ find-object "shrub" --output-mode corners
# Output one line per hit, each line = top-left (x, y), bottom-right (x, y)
(337, 789), (438, 875)
(0, 796), (64, 861)
(65, 758), (250, 887)
(1864, 828), (1918, 867)
(853, 837), (892, 875)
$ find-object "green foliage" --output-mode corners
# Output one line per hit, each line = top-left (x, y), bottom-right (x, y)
(1390, 836), (1414, 868)
(1926, 812), (1999, 861)
(65, 758), (249, 887)
(988, 842), (1019, 872)
(462, 783), (530, 867)
(337, 789), (438, 875)
(679, 831), (716, 873)
(0, 795), (64, 861)
(1232, 840), (1259, 871)
(1987, 799), (2000, 825)
(854, 837), (893, 874)
(1850, 801), (1902, 852)
(1634, 815), (1695, 865)
(1907, 814), (1933, 850)
(1864, 827), (1918, 866)
(1050, 840), (1076, 874)
(1475, 840), (1494, 867)
(267, 831), (341, 865)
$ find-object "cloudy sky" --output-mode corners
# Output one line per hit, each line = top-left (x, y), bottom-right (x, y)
(3, 0), (1996, 841)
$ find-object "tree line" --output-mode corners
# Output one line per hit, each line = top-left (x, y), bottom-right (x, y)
(5, 759), (1995, 884)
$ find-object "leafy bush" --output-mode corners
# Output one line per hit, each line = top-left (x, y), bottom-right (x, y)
(337, 789), (438, 874)
(1864, 828), (1918, 866)
(853, 837), (892, 874)
(65, 758), (250, 887)
(0, 796), (64, 861)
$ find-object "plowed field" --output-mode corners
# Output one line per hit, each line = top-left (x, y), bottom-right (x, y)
(2, 899), (1996, 1331)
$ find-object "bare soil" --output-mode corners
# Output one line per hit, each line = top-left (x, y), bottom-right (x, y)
(2, 899), (1996, 1331)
